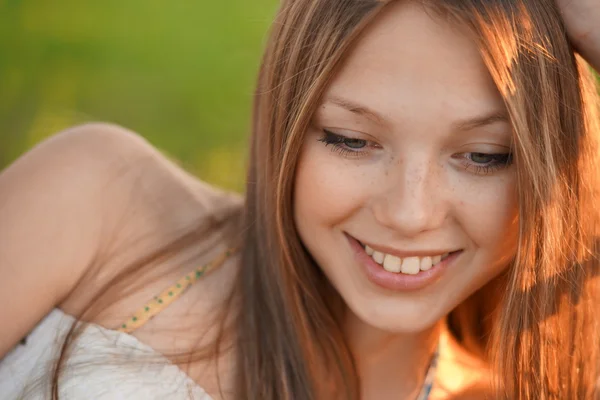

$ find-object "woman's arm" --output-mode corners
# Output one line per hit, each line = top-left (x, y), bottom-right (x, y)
(557, 0), (600, 71)
(0, 123), (154, 358)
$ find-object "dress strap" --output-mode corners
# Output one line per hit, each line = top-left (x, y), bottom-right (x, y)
(116, 248), (235, 334)
(416, 343), (439, 400)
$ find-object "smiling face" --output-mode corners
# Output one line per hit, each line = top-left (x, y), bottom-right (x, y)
(293, 1), (519, 333)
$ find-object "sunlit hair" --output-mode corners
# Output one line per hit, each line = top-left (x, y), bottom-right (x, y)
(50, 0), (600, 399)
(241, 0), (600, 398)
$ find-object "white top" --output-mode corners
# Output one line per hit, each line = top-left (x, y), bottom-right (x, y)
(0, 309), (212, 399)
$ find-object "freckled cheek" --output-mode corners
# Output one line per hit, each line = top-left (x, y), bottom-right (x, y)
(457, 180), (518, 252)
(294, 146), (376, 225)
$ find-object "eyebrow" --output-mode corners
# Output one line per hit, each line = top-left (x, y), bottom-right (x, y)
(323, 95), (387, 125)
(322, 95), (509, 131)
(452, 112), (509, 131)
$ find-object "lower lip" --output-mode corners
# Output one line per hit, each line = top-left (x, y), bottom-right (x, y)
(346, 234), (461, 292)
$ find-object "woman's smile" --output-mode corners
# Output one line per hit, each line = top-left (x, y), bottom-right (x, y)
(294, 0), (518, 334)
(3, 0), (599, 398)
(346, 232), (464, 291)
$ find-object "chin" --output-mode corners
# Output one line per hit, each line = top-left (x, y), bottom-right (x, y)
(337, 284), (451, 334)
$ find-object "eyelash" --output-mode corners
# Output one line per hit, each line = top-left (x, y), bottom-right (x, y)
(317, 130), (513, 175)
(458, 152), (513, 175)
(317, 130), (371, 159)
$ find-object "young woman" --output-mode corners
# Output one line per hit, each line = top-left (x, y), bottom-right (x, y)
(1, 0), (599, 399)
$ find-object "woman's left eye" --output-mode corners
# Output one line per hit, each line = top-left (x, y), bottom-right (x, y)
(317, 130), (370, 158)
(460, 152), (513, 174)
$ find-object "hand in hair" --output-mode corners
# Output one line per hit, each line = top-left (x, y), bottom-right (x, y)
(556, 0), (600, 70)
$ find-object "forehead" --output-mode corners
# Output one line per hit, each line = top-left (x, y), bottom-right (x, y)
(323, 1), (505, 125)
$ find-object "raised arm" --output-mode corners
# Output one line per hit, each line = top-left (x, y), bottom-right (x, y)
(557, 0), (600, 71)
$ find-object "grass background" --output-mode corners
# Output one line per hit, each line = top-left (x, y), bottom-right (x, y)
(0, 0), (278, 191)
(2, 2), (598, 192)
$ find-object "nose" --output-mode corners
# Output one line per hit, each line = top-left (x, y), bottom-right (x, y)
(371, 158), (447, 237)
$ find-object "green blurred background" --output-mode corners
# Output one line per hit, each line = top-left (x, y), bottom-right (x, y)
(0, 0), (278, 192)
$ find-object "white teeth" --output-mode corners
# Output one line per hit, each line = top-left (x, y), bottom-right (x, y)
(383, 254), (402, 273)
(363, 244), (454, 274)
(401, 257), (420, 275)
(372, 251), (385, 264)
(420, 256), (432, 271)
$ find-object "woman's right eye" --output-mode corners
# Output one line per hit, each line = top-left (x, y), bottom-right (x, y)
(341, 137), (368, 149)
(317, 130), (371, 158)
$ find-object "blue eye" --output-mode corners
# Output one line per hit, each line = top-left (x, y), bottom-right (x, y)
(470, 153), (495, 164)
(317, 130), (370, 158)
(469, 152), (509, 164)
(317, 130), (513, 175)
(342, 137), (367, 149)
(462, 152), (513, 174)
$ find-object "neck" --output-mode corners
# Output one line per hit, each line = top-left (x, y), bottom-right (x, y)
(343, 310), (441, 400)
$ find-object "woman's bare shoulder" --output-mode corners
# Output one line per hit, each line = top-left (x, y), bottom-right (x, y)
(51, 123), (241, 310)
(0, 123), (240, 357)
(0, 122), (160, 356)
(17, 122), (237, 241)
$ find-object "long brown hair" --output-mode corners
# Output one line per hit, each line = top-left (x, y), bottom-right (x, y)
(237, 0), (600, 398)
(52, 0), (600, 399)
(446, 1), (600, 398)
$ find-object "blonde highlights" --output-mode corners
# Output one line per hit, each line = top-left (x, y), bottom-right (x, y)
(241, 0), (600, 398)
(434, 1), (600, 397)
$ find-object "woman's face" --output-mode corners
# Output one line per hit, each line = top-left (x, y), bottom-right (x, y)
(294, 1), (518, 333)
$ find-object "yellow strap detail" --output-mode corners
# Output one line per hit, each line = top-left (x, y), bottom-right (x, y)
(116, 248), (235, 334)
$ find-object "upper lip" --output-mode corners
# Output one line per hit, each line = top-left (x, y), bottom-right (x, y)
(354, 237), (460, 259)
